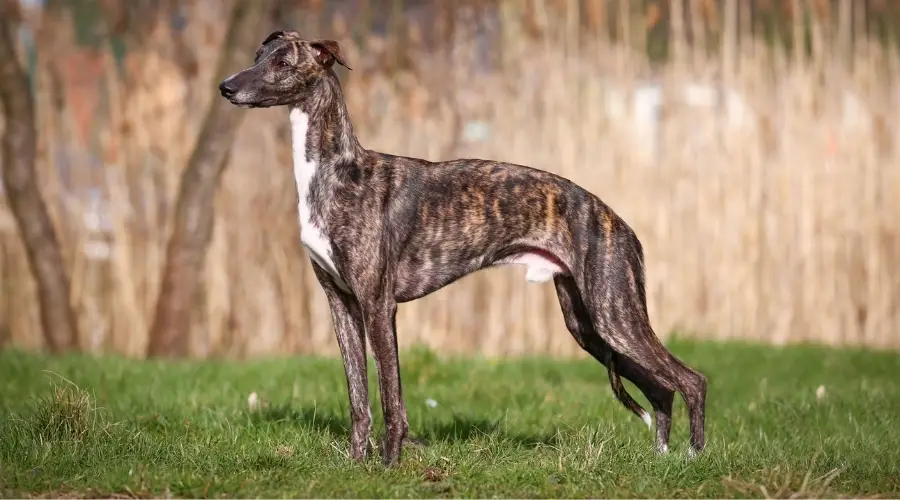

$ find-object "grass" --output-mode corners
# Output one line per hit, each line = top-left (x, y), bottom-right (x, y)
(0, 339), (898, 498)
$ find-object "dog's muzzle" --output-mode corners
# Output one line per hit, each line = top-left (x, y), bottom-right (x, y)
(219, 80), (238, 99)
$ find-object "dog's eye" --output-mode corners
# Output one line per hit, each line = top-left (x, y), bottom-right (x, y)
(277, 60), (290, 68)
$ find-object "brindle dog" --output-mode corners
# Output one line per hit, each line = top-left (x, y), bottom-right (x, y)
(219, 30), (708, 467)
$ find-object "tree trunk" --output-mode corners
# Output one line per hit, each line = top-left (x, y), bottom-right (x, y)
(146, 0), (270, 357)
(0, 13), (79, 353)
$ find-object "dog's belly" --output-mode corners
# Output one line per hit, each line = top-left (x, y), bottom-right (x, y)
(393, 248), (568, 302)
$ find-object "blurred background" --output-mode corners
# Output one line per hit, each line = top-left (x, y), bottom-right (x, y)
(0, 0), (897, 359)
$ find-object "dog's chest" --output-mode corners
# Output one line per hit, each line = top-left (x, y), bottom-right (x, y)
(291, 107), (350, 292)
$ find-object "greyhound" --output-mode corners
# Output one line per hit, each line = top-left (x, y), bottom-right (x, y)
(218, 30), (708, 467)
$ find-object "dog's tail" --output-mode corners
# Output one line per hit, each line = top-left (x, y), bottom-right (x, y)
(607, 352), (653, 428)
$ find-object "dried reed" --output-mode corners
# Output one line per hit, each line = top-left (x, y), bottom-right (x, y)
(1, 0), (897, 358)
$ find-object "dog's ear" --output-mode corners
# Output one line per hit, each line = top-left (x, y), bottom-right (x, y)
(261, 30), (287, 47)
(310, 40), (352, 70)
(256, 30), (300, 60)
(262, 29), (300, 46)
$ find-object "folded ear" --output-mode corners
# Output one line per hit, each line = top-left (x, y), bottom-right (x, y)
(310, 40), (352, 70)
(262, 29), (300, 46)
(256, 30), (300, 61)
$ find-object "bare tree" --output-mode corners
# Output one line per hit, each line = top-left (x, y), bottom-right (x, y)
(0, 10), (80, 352)
(97, 0), (200, 78)
(147, 0), (271, 357)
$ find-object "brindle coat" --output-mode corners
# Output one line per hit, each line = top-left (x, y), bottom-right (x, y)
(218, 30), (708, 467)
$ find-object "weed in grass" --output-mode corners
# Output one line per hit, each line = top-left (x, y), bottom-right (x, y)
(9, 373), (113, 452)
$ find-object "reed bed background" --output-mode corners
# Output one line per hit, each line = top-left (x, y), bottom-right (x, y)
(0, 0), (898, 359)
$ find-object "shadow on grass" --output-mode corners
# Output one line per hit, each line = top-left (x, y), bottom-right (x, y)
(252, 404), (559, 448)
(251, 404), (350, 437)
(421, 416), (561, 447)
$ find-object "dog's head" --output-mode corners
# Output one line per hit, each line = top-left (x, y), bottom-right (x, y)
(218, 30), (351, 109)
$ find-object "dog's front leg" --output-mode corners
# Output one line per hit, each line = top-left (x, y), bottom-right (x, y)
(311, 261), (371, 461)
(360, 294), (407, 467)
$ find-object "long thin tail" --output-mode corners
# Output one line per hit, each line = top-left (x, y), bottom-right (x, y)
(607, 352), (652, 428)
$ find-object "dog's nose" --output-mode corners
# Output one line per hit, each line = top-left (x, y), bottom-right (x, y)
(219, 80), (237, 98)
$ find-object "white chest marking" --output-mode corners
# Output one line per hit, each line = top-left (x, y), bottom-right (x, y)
(290, 107), (350, 293)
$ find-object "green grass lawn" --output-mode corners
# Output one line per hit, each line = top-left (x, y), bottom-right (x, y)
(1, 339), (898, 498)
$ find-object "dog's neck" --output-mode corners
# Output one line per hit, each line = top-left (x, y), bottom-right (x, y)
(289, 72), (362, 169)
(290, 72), (362, 235)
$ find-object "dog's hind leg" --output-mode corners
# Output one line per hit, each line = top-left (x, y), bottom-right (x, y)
(580, 225), (708, 456)
(553, 275), (648, 424)
(555, 274), (676, 452)
(617, 356), (676, 453)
